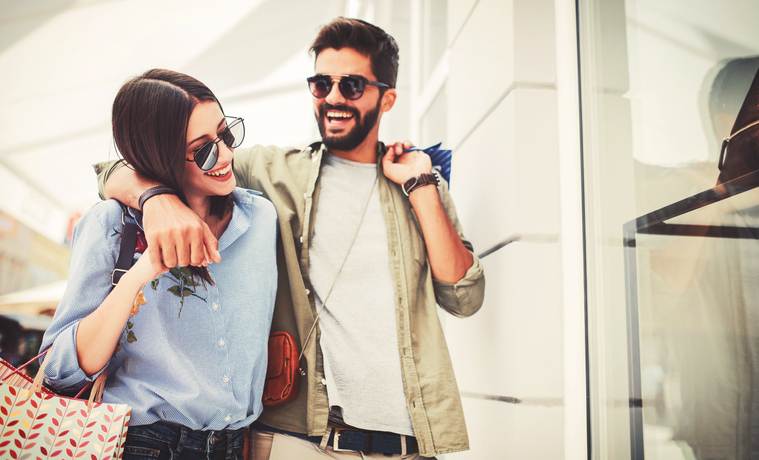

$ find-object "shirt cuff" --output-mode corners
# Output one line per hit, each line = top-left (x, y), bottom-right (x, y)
(432, 256), (485, 316)
(44, 322), (107, 390)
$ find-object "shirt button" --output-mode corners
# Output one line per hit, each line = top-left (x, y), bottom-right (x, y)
(299, 235), (304, 244)
(217, 339), (226, 348)
(320, 378), (326, 386)
(305, 288), (311, 296)
(224, 414), (232, 423)
(223, 375), (231, 384)
(212, 302), (220, 311)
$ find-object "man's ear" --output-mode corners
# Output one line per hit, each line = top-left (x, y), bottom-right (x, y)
(381, 88), (397, 113)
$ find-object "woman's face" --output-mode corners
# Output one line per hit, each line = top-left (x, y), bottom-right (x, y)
(183, 101), (236, 199)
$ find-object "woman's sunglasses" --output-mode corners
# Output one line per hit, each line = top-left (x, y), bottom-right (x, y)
(188, 116), (245, 171)
(306, 74), (390, 101)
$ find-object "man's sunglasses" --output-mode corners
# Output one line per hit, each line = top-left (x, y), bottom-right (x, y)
(187, 117), (245, 171)
(306, 74), (390, 101)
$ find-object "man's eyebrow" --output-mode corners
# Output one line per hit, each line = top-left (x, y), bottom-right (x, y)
(188, 118), (226, 146)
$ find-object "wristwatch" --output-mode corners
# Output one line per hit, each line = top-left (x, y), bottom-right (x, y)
(402, 172), (439, 197)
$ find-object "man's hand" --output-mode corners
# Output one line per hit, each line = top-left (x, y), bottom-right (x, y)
(142, 195), (221, 269)
(381, 141), (432, 185)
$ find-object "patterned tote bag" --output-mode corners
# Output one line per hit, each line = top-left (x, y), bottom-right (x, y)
(0, 353), (131, 460)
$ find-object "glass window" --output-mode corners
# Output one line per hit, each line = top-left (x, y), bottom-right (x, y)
(578, 0), (759, 458)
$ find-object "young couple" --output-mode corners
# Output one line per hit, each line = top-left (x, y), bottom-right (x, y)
(41, 17), (485, 460)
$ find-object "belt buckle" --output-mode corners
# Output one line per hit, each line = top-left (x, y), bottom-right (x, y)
(331, 429), (350, 452)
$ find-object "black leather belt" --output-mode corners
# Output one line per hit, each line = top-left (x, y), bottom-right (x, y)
(253, 422), (419, 455)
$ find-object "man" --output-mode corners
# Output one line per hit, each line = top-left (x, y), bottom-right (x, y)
(97, 17), (485, 459)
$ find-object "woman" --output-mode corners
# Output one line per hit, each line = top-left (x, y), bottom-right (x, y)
(39, 69), (277, 459)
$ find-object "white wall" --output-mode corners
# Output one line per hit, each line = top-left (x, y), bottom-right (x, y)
(426, 1), (574, 458)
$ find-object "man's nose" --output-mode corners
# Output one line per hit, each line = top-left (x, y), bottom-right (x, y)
(324, 81), (346, 105)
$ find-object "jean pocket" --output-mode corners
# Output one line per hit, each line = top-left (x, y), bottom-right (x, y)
(123, 445), (163, 459)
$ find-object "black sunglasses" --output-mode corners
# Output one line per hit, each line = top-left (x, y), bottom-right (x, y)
(187, 117), (245, 171)
(306, 74), (390, 100)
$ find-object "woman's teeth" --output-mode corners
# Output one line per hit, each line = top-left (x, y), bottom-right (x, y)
(206, 165), (231, 177)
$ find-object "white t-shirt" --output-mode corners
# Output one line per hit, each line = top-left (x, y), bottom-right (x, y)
(308, 154), (414, 436)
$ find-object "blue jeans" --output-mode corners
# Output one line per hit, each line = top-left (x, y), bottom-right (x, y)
(123, 421), (245, 460)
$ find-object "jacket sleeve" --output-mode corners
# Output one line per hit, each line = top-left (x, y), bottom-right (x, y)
(93, 159), (126, 200)
(39, 201), (122, 393)
(432, 177), (486, 317)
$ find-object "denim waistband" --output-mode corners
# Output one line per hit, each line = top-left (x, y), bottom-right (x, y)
(128, 421), (245, 453)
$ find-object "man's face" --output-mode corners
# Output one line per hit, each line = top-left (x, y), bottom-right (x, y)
(312, 47), (393, 151)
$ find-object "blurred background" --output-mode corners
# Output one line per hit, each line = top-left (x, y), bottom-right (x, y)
(1, 0), (759, 459)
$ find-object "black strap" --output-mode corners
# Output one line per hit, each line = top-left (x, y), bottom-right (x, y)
(138, 185), (177, 211)
(112, 205), (138, 286)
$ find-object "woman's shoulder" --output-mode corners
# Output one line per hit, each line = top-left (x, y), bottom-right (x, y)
(77, 199), (126, 231)
(69, 200), (126, 250)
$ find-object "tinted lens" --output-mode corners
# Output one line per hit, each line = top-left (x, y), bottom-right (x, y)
(308, 76), (332, 98)
(339, 76), (365, 100)
(195, 143), (218, 171)
(222, 118), (245, 149)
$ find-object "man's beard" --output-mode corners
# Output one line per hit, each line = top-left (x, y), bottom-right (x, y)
(317, 99), (381, 151)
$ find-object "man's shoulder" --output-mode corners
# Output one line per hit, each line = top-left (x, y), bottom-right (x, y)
(239, 142), (320, 161)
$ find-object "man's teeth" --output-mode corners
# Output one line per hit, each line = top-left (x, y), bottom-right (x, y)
(327, 111), (353, 119)
(206, 165), (231, 177)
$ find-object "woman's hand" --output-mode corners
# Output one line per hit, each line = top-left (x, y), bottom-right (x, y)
(130, 247), (168, 284)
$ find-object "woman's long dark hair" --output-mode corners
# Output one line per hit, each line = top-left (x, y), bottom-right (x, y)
(112, 68), (231, 283)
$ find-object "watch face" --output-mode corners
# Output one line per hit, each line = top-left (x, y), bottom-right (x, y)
(403, 177), (419, 196)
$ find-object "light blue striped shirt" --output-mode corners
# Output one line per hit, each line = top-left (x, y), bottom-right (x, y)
(40, 188), (277, 430)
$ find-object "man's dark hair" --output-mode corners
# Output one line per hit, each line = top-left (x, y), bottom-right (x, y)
(310, 17), (399, 88)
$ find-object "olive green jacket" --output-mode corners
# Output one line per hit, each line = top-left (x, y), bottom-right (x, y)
(96, 142), (485, 456)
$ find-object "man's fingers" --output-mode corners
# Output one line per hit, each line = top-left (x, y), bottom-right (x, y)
(160, 237), (179, 268)
(148, 235), (163, 269)
(175, 239), (191, 268)
(202, 222), (221, 263)
(190, 227), (206, 267)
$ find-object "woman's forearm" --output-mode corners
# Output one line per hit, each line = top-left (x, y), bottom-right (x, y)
(74, 270), (145, 375)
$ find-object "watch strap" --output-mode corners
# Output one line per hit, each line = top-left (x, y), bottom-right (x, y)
(402, 172), (439, 196)
(138, 185), (177, 211)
